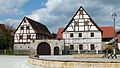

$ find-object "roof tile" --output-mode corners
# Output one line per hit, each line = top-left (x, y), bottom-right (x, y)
(56, 28), (64, 39)
(100, 27), (114, 38)
(57, 27), (114, 39)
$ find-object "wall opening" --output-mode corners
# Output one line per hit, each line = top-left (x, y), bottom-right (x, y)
(37, 42), (51, 55)
(54, 46), (59, 55)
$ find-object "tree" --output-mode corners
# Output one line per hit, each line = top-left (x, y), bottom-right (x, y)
(1, 24), (15, 50)
(52, 33), (57, 39)
(0, 33), (7, 49)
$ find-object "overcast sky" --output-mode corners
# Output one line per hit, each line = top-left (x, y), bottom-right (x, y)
(0, 0), (120, 33)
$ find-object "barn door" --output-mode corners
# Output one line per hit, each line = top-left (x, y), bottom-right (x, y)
(37, 42), (51, 55)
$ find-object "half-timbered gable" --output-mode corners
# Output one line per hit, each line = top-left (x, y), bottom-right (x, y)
(62, 6), (102, 32)
(14, 17), (36, 44)
(62, 6), (103, 54)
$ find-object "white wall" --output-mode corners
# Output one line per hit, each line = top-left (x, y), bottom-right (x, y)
(14, 17), (36, 43)
(14, 44), (30, 50)
(63, 31), (102, 50)
(118, 43), (120, 50)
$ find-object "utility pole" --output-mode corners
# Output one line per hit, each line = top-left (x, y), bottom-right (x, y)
(112, 12), (117, 56)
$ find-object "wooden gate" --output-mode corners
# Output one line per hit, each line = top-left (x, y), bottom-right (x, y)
(37, 42), (51, 55)
(54, 46), (59, 55)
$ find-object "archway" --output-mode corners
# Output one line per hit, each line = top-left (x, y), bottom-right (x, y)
(54, 46), (59, 55)
(37, 42), (51, 55)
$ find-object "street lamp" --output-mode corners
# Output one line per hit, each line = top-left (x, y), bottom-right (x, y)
(112, 12), (117, 55)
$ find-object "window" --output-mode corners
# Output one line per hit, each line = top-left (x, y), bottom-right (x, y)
(91, 33), (94, 37)
(27, 35), (31, 39)
(80, 10), (83, 14)
(32, 40), (35, 43)
(91, 44), (95, 50)
(24, 20), (26, 23)
(20, 46), (22, 48)
(70, 45), (74, 50)
(21, 26), (24, 30)
(19, 35), (23, 39)
(84, 21), (89, 26)
(79, 44), (83, 50)
(79, 33), (82, 37)
(70, 33), (73, 37)
(26, 26), (29, 29)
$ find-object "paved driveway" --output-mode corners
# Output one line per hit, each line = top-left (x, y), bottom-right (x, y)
(0, 55), (42, 68)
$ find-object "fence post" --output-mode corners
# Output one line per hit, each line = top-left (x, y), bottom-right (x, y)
(4, 50), (6, 54)
(17, 50), (18, 54)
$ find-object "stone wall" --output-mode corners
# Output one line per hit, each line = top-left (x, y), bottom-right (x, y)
(30, 39), (64, 55)
(14, 44), (30, 50)
(28, 57), (120, 68)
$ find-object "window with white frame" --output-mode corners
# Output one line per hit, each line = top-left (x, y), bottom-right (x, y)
(70, 33), (73, 37)
(91, 33), (94, 37)
(79, 33), (82, 37)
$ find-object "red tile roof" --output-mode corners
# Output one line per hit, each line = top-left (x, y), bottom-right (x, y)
(56, 27), (114, 39)
(56, 28), (64, 39)
(100, 27), (114, 38)
(117, 34), (120, 43)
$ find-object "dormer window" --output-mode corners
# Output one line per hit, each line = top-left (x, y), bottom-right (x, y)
(21, 26), (24, 30)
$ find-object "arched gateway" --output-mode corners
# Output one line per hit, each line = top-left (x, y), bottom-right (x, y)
(37, 42), (51, 55)
(54, 46), (59, 55)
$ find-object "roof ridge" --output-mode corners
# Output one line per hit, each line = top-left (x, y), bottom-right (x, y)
(24, 16), (52, 36)
(25, 16), (46, 26)
(99, 26), (113, 27)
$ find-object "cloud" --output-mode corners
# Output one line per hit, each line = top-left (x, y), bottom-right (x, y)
(27, 0), (120, 32)
(0, 19), (21, 28)
(0, 0), (28, 16)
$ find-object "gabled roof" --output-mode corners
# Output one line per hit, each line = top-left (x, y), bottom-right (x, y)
(25, 17), (52, 36)
(62, 6), (102, 33)
(99, 27), (114, 38)
(14, 17), (53, 37)
(56, 28), (64, 39)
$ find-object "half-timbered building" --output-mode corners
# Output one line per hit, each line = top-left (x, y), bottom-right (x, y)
(14, 6), (117, 55)
(14, 17), (53, 51)
(57, 6), (103, 54)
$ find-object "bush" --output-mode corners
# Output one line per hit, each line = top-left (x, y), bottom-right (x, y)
(34, 55), (39, 58)
(104, 45), (113, 54)
(107, 45), (113, 53)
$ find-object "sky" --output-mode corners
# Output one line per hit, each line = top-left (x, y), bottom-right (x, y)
(0, 0), (120, 33)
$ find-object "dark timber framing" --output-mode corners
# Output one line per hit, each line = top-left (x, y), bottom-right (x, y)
(14, 17), (53, 44)
(62, 6), (103, 33)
